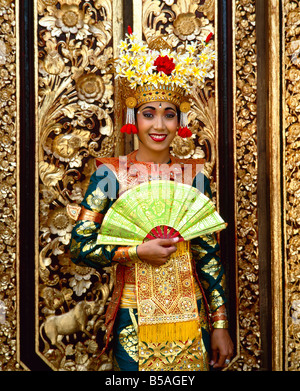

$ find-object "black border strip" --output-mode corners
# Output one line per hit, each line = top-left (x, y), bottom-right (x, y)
(256, 0), (272, 370)
(217, 0), (237, 345)
(19, 0), (50, 370)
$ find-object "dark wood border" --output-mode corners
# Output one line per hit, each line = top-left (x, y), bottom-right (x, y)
(217, 0), (237, 349)
(19, 0), (50, 370)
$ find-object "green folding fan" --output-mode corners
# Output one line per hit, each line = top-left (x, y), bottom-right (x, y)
(96, 180), (226, 246)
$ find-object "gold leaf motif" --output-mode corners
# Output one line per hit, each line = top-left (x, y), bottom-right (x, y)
(173, 12), (203, 40)
(44, 51), (65, 75)
(76, 73), (105, 104)
(52, 128), (90, 161)
(39, 161), (64, 187)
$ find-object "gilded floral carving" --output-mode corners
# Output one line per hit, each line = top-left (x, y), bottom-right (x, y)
(231, 0), (261, 371)
(284, 0), (300, 371)
(37, 0), (116, 370)
(0, 0), (19, 371)
(173, 12), (203, 40)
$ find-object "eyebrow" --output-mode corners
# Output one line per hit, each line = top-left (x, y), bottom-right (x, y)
(141, 106), (176, 112)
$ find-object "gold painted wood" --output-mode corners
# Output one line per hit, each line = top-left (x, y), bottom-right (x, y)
(113, 0), (125, 156)
(282, 0), (300, 371)
(268, 0), (284, 371)
(231, 0), (261, 370)
(35, 0), (120, 370)
(0, 0), (22, 371)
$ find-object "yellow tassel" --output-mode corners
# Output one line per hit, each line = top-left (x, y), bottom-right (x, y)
(137, 241), (200, 344)
(139, 320), (200, 343)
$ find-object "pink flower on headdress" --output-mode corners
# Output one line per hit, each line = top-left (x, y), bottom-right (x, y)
(154, 55), (175, 76)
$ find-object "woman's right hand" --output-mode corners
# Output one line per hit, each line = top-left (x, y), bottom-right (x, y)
(136, 237), (179, 266)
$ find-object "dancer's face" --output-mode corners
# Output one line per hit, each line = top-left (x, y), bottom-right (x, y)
(136, 101), (178, 154)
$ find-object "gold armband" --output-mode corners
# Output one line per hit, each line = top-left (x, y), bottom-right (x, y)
(78, 206), (104, 224)
(113, 246), (140, 266)
(113, 247), (131, 264)
(211, 304), (228, 329)
(128, 245), (141, 263)
(212, 319), (229, 329)
(66, 204), (104, 224)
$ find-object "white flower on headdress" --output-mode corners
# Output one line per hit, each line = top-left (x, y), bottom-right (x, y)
(186, 42), (198, 55)
(141, 58), (156, 74)
(119, 40), (129, 51)
(114, 33), (215, 93)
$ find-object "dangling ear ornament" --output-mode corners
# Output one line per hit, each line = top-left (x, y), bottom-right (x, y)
(178, 101), (192, 138)
(120, 97), (138, 134)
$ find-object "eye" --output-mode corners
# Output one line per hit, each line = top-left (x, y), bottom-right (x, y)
(165, 112), (176, 119)
(142, 112), (154, 118)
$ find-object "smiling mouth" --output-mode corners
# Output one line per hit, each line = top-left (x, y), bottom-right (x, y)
(149, 133), (168, 142)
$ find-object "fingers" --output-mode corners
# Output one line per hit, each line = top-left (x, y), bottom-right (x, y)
(211, 354), (227, 369)
(137, 237), (179, 266)
(145, 238), (178, 265)
(209, 349), (218, 368)
(210, 351), (233, 369)
(156, 237), (179, 247)
(158, 237), (179, 255)
(210, 329), (234, 369)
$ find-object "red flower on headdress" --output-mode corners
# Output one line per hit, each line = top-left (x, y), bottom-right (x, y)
(127, 25), (133, 35)
(154, 55), (175, 75)
(205, 32), (213, 44)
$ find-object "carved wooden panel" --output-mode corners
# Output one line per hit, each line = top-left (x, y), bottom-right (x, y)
(230, 0), (261, 370)
(36, 0), (118, 370)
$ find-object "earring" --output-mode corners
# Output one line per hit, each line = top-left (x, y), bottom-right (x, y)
(120, 97), (138, 134)
(178, 101), (192, 138)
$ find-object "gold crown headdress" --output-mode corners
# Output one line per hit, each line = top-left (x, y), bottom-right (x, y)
(114, 27), (216, 137)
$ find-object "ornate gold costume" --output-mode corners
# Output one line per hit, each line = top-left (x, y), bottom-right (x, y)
(70, 151), (228, 371)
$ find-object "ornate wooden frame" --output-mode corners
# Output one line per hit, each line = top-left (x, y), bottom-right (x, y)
(1, 0), (299, 372)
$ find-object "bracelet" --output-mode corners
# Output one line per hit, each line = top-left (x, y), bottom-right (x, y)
(211, 316), (227, 322)
(212, 319), (229, 329)
(128, 245), (141, 263)
(211, 305), (228, 328)
(211, 312), (227, 320)
(66, 204), (104, 224)
(113, 247), (131, 264)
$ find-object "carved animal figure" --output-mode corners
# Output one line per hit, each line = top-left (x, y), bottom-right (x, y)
(40, 300), (101, 353)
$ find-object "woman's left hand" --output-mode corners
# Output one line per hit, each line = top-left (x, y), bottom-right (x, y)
(210, 329), (234, 369)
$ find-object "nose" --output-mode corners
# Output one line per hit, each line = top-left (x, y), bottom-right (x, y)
(153, 114), (165, 130)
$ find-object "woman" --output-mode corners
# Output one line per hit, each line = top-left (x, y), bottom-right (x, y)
(70, 31), (234, 371)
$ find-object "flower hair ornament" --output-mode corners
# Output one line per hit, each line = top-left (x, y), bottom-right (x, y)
(115, 26), (215, 138)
